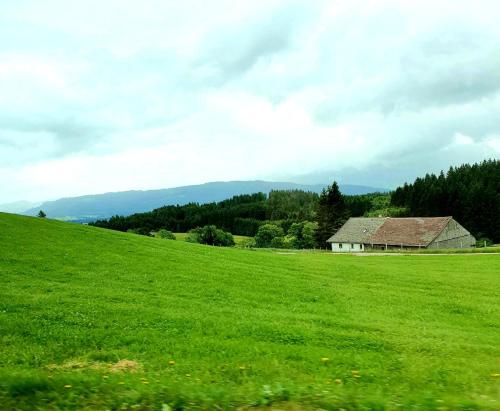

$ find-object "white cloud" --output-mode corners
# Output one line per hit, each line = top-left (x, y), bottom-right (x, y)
(0, 0), (499, 202)
(485, 136), (500, 152)
(453, 133), (475, 146)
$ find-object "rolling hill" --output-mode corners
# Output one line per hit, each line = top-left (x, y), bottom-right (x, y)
(0, 212), (498, 410)
(22, 180), (387, 221)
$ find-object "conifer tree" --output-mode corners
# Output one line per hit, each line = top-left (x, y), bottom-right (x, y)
(315, 182), (349, 248)
(390, 159), (499, 242)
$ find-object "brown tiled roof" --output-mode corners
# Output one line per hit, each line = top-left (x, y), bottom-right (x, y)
(327, 216), (452, 246)
(367, 217), (452, 246)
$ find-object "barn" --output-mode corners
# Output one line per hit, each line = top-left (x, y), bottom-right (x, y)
(326, 217), (476, 252)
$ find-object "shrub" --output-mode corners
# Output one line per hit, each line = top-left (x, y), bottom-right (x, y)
(238, 237), (256, 248)
(270, 236), (284, 248)
(212, 229), (235, 247)
(157, 229), (176, 240)
(300, 221), (318, 249)
(186, 225), (235, 247)
(285, 221), (318, 249)
(186, 229), (201, 243)
(283, 235), (297, 249)
(255, 224), (284, 248)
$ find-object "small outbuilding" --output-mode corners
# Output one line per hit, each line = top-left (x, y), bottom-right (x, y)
(326, 217), (476, 252)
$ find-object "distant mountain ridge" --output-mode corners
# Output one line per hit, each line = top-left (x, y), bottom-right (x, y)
(0, 200), (41, 214)
(23, 180), (388, 221)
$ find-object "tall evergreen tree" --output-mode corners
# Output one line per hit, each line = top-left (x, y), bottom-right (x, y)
(390, 159), (500, 242)
(315, 182), (349, 247)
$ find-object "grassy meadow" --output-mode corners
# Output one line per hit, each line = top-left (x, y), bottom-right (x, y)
(0, 212), (499, 410)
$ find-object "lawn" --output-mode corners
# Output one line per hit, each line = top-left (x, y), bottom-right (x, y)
(0, 213), (499, 410)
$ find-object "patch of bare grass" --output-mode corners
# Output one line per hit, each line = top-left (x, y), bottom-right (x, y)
(45, 359), (142, 373)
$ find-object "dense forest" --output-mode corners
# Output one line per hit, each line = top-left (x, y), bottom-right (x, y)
(91, 190), (390, 240)
(91, 159), (499, 246)
(391, 159), (499, 243)
(92, 193), (267, 237)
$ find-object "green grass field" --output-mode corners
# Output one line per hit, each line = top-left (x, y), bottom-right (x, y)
(0, 213), (499, 410)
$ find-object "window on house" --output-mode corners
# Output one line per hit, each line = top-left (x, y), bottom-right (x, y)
(351, 244), (354, 249)
(339, 243), (342, 249)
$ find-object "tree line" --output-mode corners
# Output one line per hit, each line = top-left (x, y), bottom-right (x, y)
(91, 183), (388, 248)
(91, 192), (267, 237)
(91, 191), (319, 237)
(91, 159), (499, 247)
(391, 159), (499, 243)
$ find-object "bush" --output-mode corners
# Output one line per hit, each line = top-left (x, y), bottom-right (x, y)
(286, 221), (317, 249)
(270, 236), (284, 248)
(282, 235), (297, 249)
(301, 221), (318, 249)
(186, 229), (201, 243)
(238, 237), (256, 248)
(255, 224), (284, 248)
(186, 225), (235, 247)
(213, 230), (235, 247)
(157, 229), (176, 240)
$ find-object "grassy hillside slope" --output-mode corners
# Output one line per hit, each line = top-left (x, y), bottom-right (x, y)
(0, 213), (499, 410)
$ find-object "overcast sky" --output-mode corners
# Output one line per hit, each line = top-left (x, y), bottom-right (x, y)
(1, 0), (499, 203)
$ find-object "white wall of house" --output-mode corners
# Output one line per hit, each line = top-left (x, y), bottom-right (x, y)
(331, 243), (364, 252)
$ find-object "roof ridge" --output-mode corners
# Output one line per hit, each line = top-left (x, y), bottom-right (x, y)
(386, 216), (452, 220)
